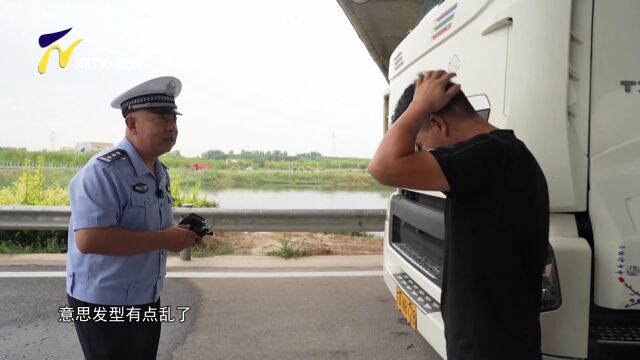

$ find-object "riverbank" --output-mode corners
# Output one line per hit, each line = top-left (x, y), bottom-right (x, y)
(174, 169), (390, 191)
(0, 168), (391, 192)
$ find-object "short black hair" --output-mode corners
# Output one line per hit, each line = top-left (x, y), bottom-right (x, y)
(391, 82), (476, 124)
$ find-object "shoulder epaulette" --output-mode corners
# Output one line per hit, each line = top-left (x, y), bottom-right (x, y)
(97, 149), (127, 165)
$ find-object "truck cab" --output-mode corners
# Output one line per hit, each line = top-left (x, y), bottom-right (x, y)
(339, 0), (640, 358)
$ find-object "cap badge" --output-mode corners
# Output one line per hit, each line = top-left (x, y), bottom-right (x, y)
(166, 81), (177, 96)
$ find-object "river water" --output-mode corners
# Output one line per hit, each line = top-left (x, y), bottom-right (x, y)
(201, 189), (392, 209)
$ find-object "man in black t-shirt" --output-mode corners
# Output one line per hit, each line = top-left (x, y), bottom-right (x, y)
(368, 70), (549, 360)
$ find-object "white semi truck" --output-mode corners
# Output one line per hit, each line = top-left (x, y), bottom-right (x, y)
(339, 0), (640, 358)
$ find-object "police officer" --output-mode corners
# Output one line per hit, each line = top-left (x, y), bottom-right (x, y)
(66, 76), (200, 359)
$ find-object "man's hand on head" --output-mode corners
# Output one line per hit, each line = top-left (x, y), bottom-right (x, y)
(409, 70), (461, 118)
(367, 69), (456, 192)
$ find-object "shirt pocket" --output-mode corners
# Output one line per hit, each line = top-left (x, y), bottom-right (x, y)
(120, 192), (149, 230)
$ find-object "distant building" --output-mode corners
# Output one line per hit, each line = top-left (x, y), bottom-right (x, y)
(189, 163), (213, 171)
(75, 142), (113, 153)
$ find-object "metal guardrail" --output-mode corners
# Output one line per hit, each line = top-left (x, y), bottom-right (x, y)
(0, 206), (386, 232)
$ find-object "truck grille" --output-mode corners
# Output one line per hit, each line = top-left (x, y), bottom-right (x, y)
(389, 192), (446, 287)
(591, 326), (640, 345)
(392, 243), (441, 281)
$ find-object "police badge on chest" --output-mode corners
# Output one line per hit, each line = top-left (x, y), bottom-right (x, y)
(133, 183), (149, 193)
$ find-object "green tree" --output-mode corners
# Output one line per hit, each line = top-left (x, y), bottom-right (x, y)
(168, 169), (218, 208)
(0, 156), (68, 205)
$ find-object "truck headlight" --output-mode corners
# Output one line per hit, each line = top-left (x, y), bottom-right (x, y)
(541, 246), (562, 312)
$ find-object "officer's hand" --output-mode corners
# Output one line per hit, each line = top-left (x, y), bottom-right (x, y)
(162, 225), (200, 252)
(179, 224), (205, 245)
(410, 70), (460, 117)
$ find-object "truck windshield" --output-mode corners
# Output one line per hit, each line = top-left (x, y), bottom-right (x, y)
(418, 0), (443, 25)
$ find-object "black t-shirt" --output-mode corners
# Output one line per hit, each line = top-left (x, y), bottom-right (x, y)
(431, 129), (549, 360)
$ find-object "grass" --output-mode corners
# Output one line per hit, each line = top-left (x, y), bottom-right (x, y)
(0, 169), (77, 188)
(267, 237), (313, 259)
(192, 243), (234, 257)
(0, 148), (387, 191)
(0, 237), (67, 254)
(0, 168), (391, 192)
(170, 243), (234, 258)
(0, 231), (234, 257)
(193, 169), (390, 191)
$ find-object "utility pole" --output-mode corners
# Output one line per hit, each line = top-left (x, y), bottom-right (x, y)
(332, 132), (337, 157)
(49, 132), (56, 151)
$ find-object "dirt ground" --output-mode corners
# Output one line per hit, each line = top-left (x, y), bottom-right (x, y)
(202, 231), (383, 256)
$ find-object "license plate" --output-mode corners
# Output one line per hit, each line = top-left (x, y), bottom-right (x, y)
(396, 286), (417, 330)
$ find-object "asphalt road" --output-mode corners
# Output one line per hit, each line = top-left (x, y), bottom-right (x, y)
(0, 265), (441, 360)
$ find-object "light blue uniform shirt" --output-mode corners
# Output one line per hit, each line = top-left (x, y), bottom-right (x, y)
(66, 137), (174, 305)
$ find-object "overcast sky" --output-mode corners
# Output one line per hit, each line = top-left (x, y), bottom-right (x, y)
(0, 0), (389, 158)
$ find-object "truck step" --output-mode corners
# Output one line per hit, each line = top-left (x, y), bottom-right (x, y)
(393, 273), (441, 314)
(392, 243), (441, 280)
(591, 326), (640, 345)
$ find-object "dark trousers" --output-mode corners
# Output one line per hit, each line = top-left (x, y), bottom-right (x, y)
(67, 295), (161, 360)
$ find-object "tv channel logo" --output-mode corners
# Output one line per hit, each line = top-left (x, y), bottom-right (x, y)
(38, 27), (82, 74)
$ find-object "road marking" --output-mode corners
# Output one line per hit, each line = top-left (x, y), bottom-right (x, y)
(0, 271), (383, 278)
(0, 271), (65, 277)
(167, 271), (383, 278)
